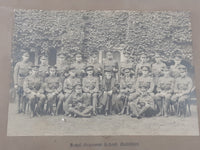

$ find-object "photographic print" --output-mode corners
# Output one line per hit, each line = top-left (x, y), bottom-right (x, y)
(7, 10), (199, 136)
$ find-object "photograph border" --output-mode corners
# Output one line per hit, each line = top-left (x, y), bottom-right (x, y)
(0, 0), (200, 150)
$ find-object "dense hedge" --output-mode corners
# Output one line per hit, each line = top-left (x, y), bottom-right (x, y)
(12, 10), (193, 65)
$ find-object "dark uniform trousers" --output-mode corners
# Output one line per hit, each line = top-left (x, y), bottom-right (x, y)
(100, 78), (116, 114)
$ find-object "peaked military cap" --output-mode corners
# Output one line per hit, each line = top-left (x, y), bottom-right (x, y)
(122, 67), (132, 73)
(57, 51), (66, 57)
(31, 65), (39, 70)
(40, 55), (48, 60)
(141, 65), (151, 71)
(22, 51), (30, 57)
(85, 65), (94, 71)
(104, 66), (113, 72)
(73, 82), (82, 89)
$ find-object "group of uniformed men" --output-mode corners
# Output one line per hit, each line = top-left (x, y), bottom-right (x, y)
(13, 49), (194, 118)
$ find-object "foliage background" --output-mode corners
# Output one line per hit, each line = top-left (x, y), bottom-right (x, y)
(12, 10), (193, 65)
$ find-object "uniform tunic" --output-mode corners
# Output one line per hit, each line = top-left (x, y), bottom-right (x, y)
(135, 63), (151, 77)
(175, 76), (192, 93)
(56, 63), (69, 82)
(82, 76), (99, 93)
(38, 65), (49, 81)
(120, 76), (136, 95)
(71, 62), (86, 78)
(14, 61), (32, 87)
(23, 75), (45, 99)
(103, 59), (119, 79)
(157, 76), (174, 95)
(45, 76), (62, 102)
(136, 76), (154, 94)
(172, 76), (193, 102)
(152, 62), (166, 86)
(63, 77), (81, 95)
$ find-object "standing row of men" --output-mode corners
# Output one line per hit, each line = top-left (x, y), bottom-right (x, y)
(13, 50), (194, 118)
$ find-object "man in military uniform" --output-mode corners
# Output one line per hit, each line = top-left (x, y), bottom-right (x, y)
(23, 66), (45, 117)
(45, 66), (62, 115)
(66, 84), (93, 118)
(99, 66), (117, 116)
(87, 51), (102, 78)
(82, 66), (99, 115)
(70, 52), (86, 79)
(118, 67), (136, 115)
(103, 51), (119, 81)
(170, 54), (183, 79)
(132, 65), (154, 100)
(152, 53), (166, 88)
(135, 53), (152, 78)
(14, 51), (32, 113)
(154, 65), (174, 117)
(38, 55), (49, 81)
(57, 67), (81, 115)
(171, 64), (193, 116)
(120, 50), (134, 76)
(127, 65), (154, 117)
(56, 51), (69, 82)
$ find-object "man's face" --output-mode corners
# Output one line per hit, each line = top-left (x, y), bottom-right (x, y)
(31, 69), (38, 76)
(40, 57), (47, 65)
(22, 53), (29, 61)
(141, 67), (149, 76)
(174, 56), (181, 64)
(140, 54), (148, 63)
(140, 86), (148, 93)
(87, 70), (93, 76)
(105, 72), (112, 79)
(162, 67), (169, 75)
(124, 52), (130, 58)
(106, 52), (113, 60)
(76, 54), (82, 62)
(91, 54), (98, 62)
(58, 55), (65, 61)
(179, 66), (187, 77)
(124, 69), (130, 77)
(49, 68), (56, 75)
(75, 85), (82, 94)
(155, 54), (161, 62)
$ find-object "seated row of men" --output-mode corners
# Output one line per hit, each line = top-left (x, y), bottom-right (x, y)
(20, 62), (193, 118)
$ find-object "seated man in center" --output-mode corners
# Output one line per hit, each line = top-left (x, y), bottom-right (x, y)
(99, 66), (117, 116)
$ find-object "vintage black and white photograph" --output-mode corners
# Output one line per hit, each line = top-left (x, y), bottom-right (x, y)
(7, 10), (199, 136)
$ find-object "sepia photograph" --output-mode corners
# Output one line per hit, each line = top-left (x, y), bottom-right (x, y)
(7, 10), (199, 136)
